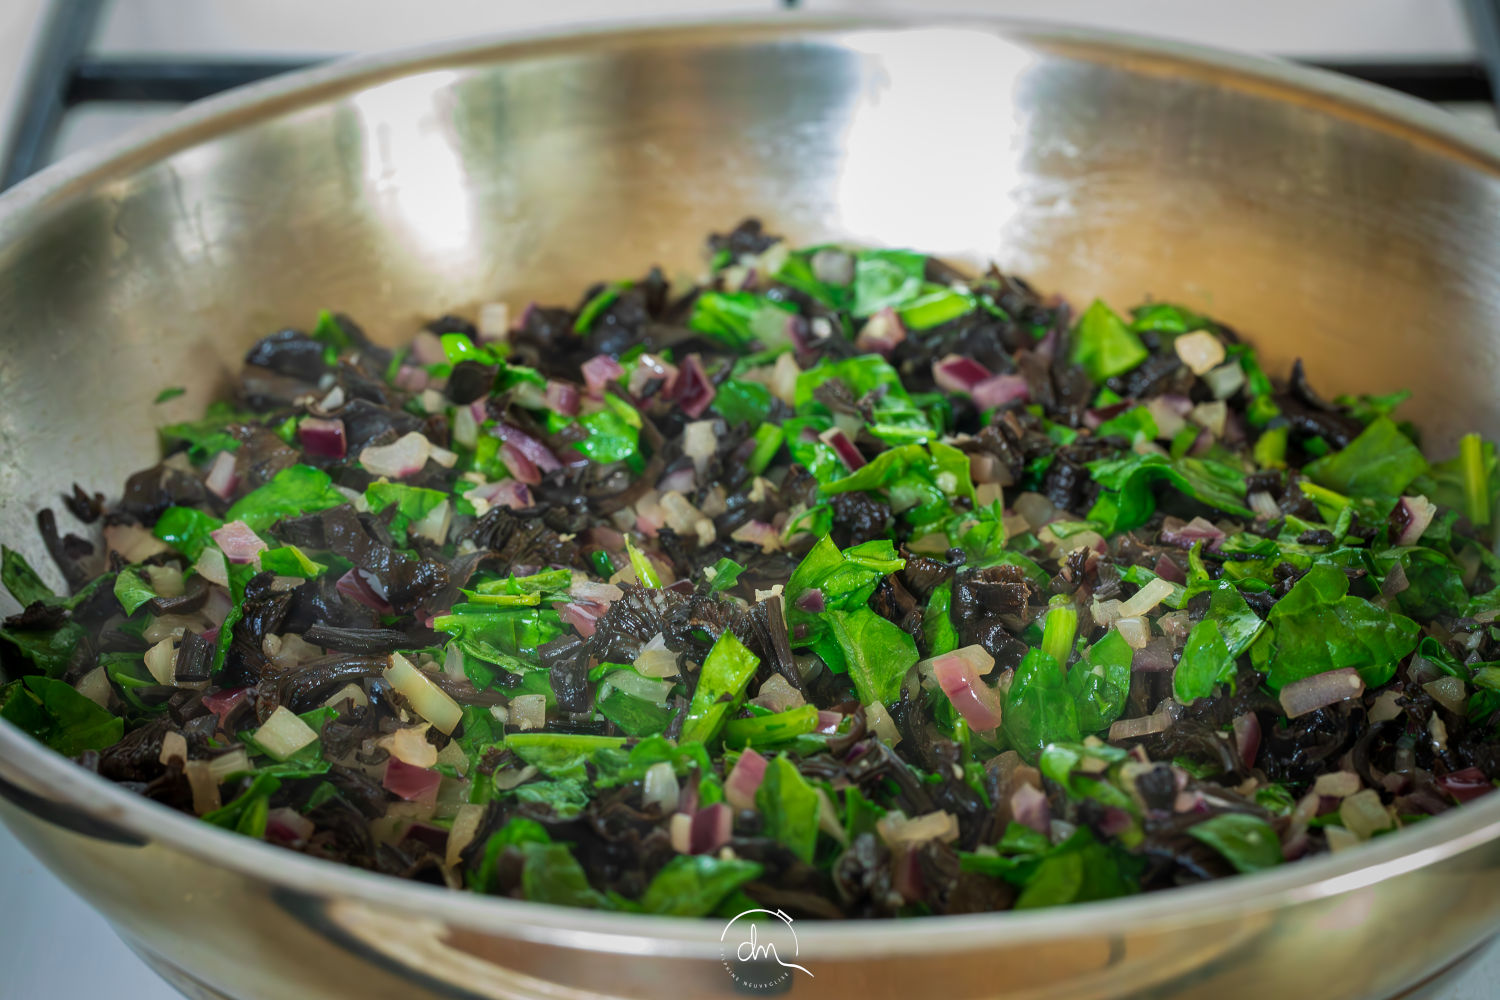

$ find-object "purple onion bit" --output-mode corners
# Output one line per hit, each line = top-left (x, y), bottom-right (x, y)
(298, 417), (347, 459)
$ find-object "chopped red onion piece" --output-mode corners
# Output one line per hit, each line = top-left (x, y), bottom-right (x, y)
(491, 423), (561, 471)
(1108, 706), (1175, 740)
(201, 687), (249, 727)
(1145, 396), (1188, 439)
(337, 569), (394, 614)
(359, 431), (431, 479)
(1279, 667), (1365, 718)
(931, 652), (1004, 731)
(470, 479), (532, 511)
(628, 353), (680, 398)
(557, 600), (605, 637)
(726, 748), (768, 811)
(570, 579), (624, 604)
(971, 373), (1031, 411)
(892, 844), (925, 901)
(1010, 783), (1050, 833)
(657, 464), (697, 494)
(581, 354), (624, 396)
(394, 365), (429, 392)
(210, 520), (267, 564)
(542, 380), (580, 417)
(854, 308), (907, 356)
(815, 710), (842, 734)
(1247, 489), (1281, 520)
(1187, 428), (1213, 456)
(1152, 554), (1186, 584)
(1098, 806), (1134, 837)
(672, 354), (717, 418)
(794, 588), (826, 614)
(1393, 495), (1437, 547)
(689, 802), (733, 854)
(1438, 767), (1495, 803)
(500, 442), (542, 485)
(819, 427), (866, 470)
(266, 806), (315, 845)
(298, 417), (347, 459)
(383, 759), (442, 803)
(1157, 393), (1194, 416)
(729, 519), (780, 552)
(1233, 712), (1261, 769)
(1084, 401), (1130, 430)
(1160, 515), (1226, 551)
(204, 450), (238, 500)
(932, 354), (993, 395)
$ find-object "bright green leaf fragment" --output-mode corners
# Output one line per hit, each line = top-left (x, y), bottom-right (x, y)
(112, 567), (157, 616)
(755, 754), (820, 862)
(0, 676), (123, 756)
(574, 280), (634, 334)
(153, 506), (223, 560)
(851, 248), (927, 316)
(153, 386), (186, 404)
(688, 292), (798, 352)
(364, 481), (447, 547)
(1263, 563), (1419, 690)
(224, 464), (346, 533)
(2, 546), (54, 607)
(1304, 416), (1426, 499)
(257, 545), (327, 578)
(1071, 299), (1149, 383)
(1173, 619), (1235, 704)
(1185, 813), (1283, 873)
(680, 630), (760, 745)
(637, 854), (763, 916)
(1067, 630), (1133, 733)
(1086, 452), (1253, 534)
(724, 704), (820, 749)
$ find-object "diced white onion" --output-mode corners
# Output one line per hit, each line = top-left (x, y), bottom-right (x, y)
(1174, 330), (1226, 375)
(1248, 490), (1281, 520)
(446, 803), (487, 866)
(1339, 788), (1393, 840)
(1312, 770), (1363, 799)
(1203, 360), (1247, 400)
(1115, 616), (1150, 649)
(144, 637), (177, 686)
(1423, 675), (1469, 714)
(1119, 578), (1174, 617)
(1189, 400), (1227, 438)
(184, 760), (221, 815)
(252, 706), (320, 762)
(1325, 825), (1361, 853)
(74, 667), (111, 708)
(323, 682), (370, 713)
(751, 674), (806, 713)
(208, 748), (251, 782)
(145, 565), (185, 599)
(877, 809), (958, 845)
(865, 701), (901, 745)
(380, 724), (438, 768)
(511, 694), (546, 731)
(634, 633), (680, 678)
(384, 652), (462, 734)
(158, 731), (188, 766)
(411, 500), (453, 545)
(682, 421), (717, 476)
(642, 761), (680, 813)
(1367, 688), (1404, 724)
(478, 302), (510, 341)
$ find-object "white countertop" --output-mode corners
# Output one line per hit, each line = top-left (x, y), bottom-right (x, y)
(4, 2), (1500, 997)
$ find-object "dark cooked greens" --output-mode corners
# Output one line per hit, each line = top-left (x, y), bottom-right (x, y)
(4, 219), (1500, 919)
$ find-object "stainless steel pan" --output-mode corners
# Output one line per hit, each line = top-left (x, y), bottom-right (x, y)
(4, 16), (1500, 1000)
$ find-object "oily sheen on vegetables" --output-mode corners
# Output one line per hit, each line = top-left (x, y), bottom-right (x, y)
(5, 219), (1500, 919)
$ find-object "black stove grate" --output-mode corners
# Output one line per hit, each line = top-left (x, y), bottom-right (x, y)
(4, 0), (1500, 189)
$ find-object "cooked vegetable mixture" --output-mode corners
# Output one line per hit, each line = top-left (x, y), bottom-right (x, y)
(5, 220), (1500, 917)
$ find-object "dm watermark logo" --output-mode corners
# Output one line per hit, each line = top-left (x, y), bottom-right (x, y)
(719, 908), (814, 992)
